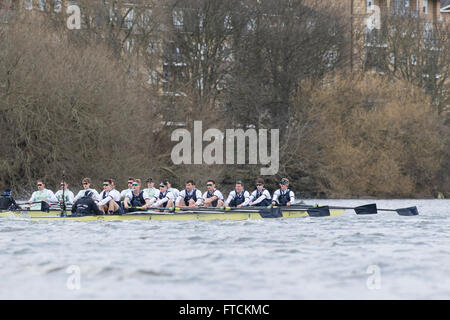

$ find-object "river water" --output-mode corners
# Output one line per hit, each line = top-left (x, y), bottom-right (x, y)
(0, 199), (449, 300)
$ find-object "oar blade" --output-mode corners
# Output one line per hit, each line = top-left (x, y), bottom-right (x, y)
(396, 206), (419, 216)
(259, 207), (283, 218)
(307, 206), (331, 217)
(354, 203), (377, 215)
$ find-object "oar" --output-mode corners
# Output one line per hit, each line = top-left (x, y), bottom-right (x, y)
(292, 203), (419, 216)
(133, 206), (258, 212)
(125, 207), (218, 215)
(172, 205), (332, 217)
(6, 208), (66, 212)
(274, 202), (331, 217)
(183, 206), (264, 212)
(327, 204), (418, 216)
(14, 201), (60, 213)
(132, 206), (267, 214)
(16, 201), (55, 205)
(377, 206), (419, 216)
(168, 205), (287, 219)
(125, 206), (158, 212)
(133, 204), (332, 218)
(17, 203), (72, 209)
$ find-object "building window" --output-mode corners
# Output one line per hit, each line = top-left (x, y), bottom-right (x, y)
(199, 13), (205, 30)
(224, 14), (232, 30)
(148, 40), (159, 54)
(173, 9), (184, 30)
(392, 0), (411, 14)
(124, 8), (135, 29)
(423, 0), (428, 14)
(53, 0), (61, 13)
(142, 9), (152, 25)
(39, 0), (46, 11)
(148, 70), (158, 85)
(24, 0), (33, 10)
(247, 17), (257, 32)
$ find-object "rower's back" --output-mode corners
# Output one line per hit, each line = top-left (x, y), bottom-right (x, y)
(0, 194), (16, 210)
(0, 189), (18, 210)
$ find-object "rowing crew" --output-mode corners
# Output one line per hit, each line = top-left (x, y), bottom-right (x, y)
(1, 177), (295, 216)
(100, 177), (295, 215)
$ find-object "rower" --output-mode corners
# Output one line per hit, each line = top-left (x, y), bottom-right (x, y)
(71, 190), (103, 216)
(202, 180), (224, 207)
(110, 178), (117, 190)
(176, 180), (203, 208)
(98, 179), (121, 214)
(143, 178), (157, 199)
(149, 181), (175, 208)
(120, 177), (135, 200)
(74, 177), (100, 203)
(225, 180), (250, 208)
(272, 178), (295, 207)
(55, 181), (75, 205)
(249, 178), (272, 207)
(124, 179), (151, 211)
(28, 179), (58, 211)
(163, 180), (180, 199)
(0, 189), (19, 210)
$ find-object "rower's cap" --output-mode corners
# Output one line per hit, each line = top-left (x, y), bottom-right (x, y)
(84, 190), (93, 198)
(3, 189), (12, 195)
(280, 178), (289, 185)
(159, 181), (168, 187)
(236, 180), (243, 185)
(146, 178), (154, 183)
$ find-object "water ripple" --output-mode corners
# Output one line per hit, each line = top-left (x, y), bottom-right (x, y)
(0, 199), (449, 299)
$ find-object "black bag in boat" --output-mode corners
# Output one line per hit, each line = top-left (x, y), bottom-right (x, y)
(41, 201), (50, 213)
(258, 207), (283, 218)
(0, 195), (17, 210)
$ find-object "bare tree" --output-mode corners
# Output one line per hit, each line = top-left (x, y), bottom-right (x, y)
(361, 11), (450, 113)
(225, 0), (349, 131)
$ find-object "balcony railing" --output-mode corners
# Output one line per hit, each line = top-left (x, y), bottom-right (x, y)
(390, 0), (419, 17)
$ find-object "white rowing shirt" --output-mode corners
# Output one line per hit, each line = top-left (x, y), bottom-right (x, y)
(124, 190), (151, 201)
(55, 189), (75, 205)
(150, 190), (175, 207)
(225, 190), (251, 206)
(202, 189), (224, 201)
(120, 188), (132, 200)
(272, 189), (295, 204)
(169, 188), (180, 199)
(74, 189), (101, 202)
(98, 189), (121, 206)
(249, 189), (271, 205)
(28, 189), (58, 210)
(176, 189), (203, 206)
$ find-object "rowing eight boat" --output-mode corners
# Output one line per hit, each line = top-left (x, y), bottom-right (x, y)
(0, 207), (345, 221)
